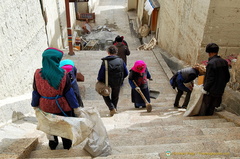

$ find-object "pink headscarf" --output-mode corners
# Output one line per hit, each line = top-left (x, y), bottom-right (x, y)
(61, 65), (73, 73)
(131, 60), (147, 73)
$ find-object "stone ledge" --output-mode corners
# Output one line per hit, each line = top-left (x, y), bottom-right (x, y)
(1, 138), (38, 159)
(216, 110), (240, 126)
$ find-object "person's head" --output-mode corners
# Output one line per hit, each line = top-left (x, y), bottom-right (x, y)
(59, 59), (75, 73)
(107, 45), (118, 55)
(192, 63), (206, 76)
(115, 35), (123, 42)
(206, 43), (219, 57)
(131, 60), (147, 73)
(41, 47), (65, 89)
(42, 47), (64, 68)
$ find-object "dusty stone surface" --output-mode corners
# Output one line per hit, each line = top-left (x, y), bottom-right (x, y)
(1, 0), (240, 159)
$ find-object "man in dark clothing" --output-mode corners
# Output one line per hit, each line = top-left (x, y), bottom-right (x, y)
(97, 45), (128, 116)
(113, 35), (130, 65)
(199, 43), (230, 116)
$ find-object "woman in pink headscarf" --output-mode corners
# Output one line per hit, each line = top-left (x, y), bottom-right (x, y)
(128, 60), (152, 109)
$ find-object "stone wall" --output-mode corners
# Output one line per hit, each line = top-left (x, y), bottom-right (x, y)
(152, 0), (240, 115)
(229, 55), (240, 91)
(199, 0), (240, 62)
(0, 0), (47, 100)
(223, 55), (240, 114)
(0, 0), (76, 125)
(157, 0), (210, 65)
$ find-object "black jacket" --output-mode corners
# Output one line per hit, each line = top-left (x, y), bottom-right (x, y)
(204, 55), (230, 96)
(97, 55), (128, 87)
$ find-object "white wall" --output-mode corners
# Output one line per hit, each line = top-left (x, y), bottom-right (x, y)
(157, 0), (210, 65)
(200, 0), (240, 62)
(0, 0), (47, 100)
(41, 0), (76, 49)
(0, 0), (77, 125)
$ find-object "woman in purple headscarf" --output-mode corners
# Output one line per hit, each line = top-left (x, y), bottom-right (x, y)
(128, 60), (152, 109)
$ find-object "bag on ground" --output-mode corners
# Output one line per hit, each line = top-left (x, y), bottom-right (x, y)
(79, 107), (112, 157)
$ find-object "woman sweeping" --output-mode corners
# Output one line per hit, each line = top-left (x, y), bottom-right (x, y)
(128, 60), (152, 112)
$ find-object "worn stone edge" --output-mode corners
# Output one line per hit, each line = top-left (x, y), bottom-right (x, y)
(216, 110), (240, 126)
(1, 138), (38, 159)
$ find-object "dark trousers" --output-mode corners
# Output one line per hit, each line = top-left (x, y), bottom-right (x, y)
(174, 88), (191, 107)
(198, 94), (222, 116)
(49, 136), (72, 150)
(49, 111), (73, 150)
(103, 86), (121, 110)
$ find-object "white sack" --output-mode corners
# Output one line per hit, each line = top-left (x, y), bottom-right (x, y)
(35, 108), (94, 146)
(183, 85), (203, 117)
(79, 107), (112, 157)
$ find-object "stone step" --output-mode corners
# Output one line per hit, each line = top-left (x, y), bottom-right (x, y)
(183, 118), (235, 128)
(101, 112), (222, 128)
(0, 115), (44, 152)
(111, 140), (238, 157)
(29, 151), (161, 159)
(95, 153), (160, 159)
(107, 125), (240, 143)
(109, 131), (240, 147)
(0, 138), (38, 159)
(28, 148), (91, 158)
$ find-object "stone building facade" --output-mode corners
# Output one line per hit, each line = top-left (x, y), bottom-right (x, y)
(128, 0), (240, 115)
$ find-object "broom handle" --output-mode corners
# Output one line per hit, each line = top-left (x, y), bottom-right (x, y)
(133, 80), (150, 104)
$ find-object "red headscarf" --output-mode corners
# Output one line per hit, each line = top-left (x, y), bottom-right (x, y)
(131, 60), (146, 73)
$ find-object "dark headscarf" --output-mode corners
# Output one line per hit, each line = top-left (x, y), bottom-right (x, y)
(40, 48), (64, 89)
(115, 35), (123, 42)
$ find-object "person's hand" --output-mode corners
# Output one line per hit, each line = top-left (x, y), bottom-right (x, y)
(33, 107), (38, 110)
(74, 107), (82, 117)
(201, 87), (208, 94)
(135, 87), (141, 92)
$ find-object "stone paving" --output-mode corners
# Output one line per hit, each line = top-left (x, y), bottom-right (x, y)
(1, 0), (240, 158)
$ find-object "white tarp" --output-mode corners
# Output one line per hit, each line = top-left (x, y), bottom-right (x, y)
(35, 107), (112, 157)
(35, 108), (94, 146)
(80, 107), (112, 157)
(183, 85), (203, 117)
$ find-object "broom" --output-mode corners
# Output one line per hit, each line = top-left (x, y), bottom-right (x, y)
(133, 80), (152, 112)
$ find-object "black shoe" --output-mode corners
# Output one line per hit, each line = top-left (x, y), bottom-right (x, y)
(174, 105), (181, 108)
(182, 105), (187, 109)
(49, 136), (59, 150)
(49, 140), (58, 150)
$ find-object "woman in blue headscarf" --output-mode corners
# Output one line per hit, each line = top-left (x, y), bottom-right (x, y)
(31, 47), (81, 150)
(60, 59), (84, 107)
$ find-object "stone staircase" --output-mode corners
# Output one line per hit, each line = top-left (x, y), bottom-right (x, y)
(28, 103), (240, 159)
(29, 50), (240, 158)
(1, 50), (240, 159)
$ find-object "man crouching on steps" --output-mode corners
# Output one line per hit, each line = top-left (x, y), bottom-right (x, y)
(97, 45), (128, 116)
